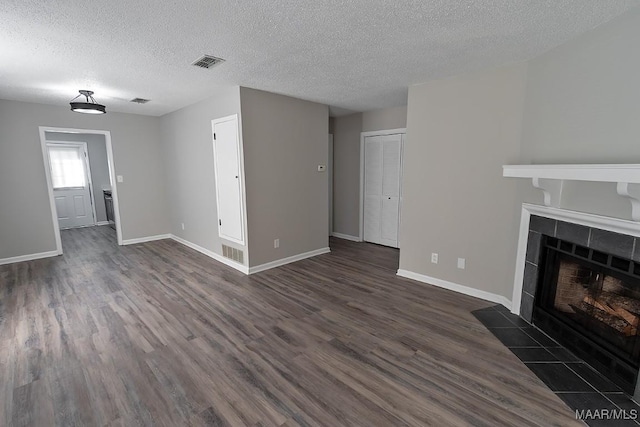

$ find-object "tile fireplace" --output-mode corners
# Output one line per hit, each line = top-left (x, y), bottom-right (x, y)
(521, 212), (640, 397)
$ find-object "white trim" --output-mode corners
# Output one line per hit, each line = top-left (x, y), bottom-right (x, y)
(248, 247), (331, 274)
(503, 164), (640, 183)
(524, 203), (640, 238)
(331, 232), (361, 242)
(361, 128), (408, 139)
(328, 134), (334, 237)
(95, 221), (110, 226)
(121, 234), (171, 245)
(0, 250), (60, 266)
(39, 127), (123, 256)
(504, 164), (640, 219)
(211, 114), (247, 246)
(511, 203), (640, 315)
(359, 128), (407, 242)
(397, 269), (512, 310)
(170, 234), (249, 274)
(511, 206), (530, 315)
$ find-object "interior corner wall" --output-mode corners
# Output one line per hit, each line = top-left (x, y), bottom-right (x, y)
(0, 99), (168, 260)
(399, 63), (528, 301)
(519, 9), (640, 220)
(45, 131), (111, 223)
(332, 106), (407, 238)
(332, 113), (363, 238)
(159, 86), (244, 261)
(239, 87), (329, 267)
(361, 106), (407, 132)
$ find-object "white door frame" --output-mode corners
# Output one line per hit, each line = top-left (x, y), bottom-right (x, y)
(211, 114), (248, 246)
(45, 141), (98, 229)
(359, 128), (406, 242)
(328, 134), (334, 236)
(39, 126), (123, 254)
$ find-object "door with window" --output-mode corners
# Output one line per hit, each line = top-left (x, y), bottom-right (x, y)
(47, 142), (95, 229)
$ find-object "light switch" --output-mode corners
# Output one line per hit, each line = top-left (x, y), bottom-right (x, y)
(117, 175), (124, 183)
(317, 165), (326, 172)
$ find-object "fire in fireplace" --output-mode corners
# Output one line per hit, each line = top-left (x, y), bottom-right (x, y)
(534, 235), (640, 395)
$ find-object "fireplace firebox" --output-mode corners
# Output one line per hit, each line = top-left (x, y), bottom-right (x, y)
(534, 235), (640, 395)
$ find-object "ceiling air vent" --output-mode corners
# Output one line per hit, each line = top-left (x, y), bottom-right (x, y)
(130, 98), (150, 104)
(192, 55), (225, 69)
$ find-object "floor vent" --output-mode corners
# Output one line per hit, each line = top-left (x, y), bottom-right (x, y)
(192, 55), (225, 69)
(222, 244), (243, 264)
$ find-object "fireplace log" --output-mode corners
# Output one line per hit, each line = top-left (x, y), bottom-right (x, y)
(612, 306), (640, 327)
(580, 295), (640, 336)
(572, 302), (637, 336)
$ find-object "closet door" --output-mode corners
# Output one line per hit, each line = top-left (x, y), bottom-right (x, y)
(363, 133), (403, 248)
(212, 115), (245, 244)
(363, 139), (383, 244)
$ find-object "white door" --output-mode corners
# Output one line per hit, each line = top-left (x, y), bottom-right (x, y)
(212, 115), (245, 244)
(47, 143), (95, 229)
(363, 134), (403, 248)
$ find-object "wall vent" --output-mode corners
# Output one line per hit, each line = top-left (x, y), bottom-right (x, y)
(130, 98), (150, 104)
(222, 244), (243, 264)
(192, 55), (225, 69)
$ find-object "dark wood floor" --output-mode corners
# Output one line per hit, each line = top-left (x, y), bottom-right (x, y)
(0, 226), (581, 426)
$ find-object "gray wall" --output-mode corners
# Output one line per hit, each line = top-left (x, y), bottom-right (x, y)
(519, 9), (640, 220)
(332, 113), (362, 237)
(399, 10), (640, 303)
(399, 63), (527, 299)
(362, 106), (407, 133)
(332, 106), (407, 237)
(240, 87), (329, 267)
(45, 132), (111, 223)
(0, 99), (168, 259)
(159, 86), (245, 259)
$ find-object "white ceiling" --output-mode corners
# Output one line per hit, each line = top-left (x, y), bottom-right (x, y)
(1, 1), (638, 117)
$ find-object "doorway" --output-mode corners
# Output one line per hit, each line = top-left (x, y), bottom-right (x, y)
(46, 141), (96, 229)
(328, 133), (334, 236)
(359, 128), (405, 248)
(39, 126), (122, 254)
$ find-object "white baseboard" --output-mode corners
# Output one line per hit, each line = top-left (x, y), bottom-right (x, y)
(170, 235), (249, 274)
(95, 221), (110, 226)
(396, 269), (512, 310)
(121, 234), (171, 245)
(0, 250), (60, 266)
(249, 247), (331, 274)
(331, 232), (361, 242)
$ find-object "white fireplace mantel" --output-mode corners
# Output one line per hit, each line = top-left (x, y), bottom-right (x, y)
(503, 164), (640, 221)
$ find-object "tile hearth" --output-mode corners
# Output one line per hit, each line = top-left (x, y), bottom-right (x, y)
(473, 305), (640, 426)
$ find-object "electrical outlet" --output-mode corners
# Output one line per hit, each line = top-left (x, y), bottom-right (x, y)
(457, 258), (466, 269)
(116, 175), (124, 183)
(181, 223), (185, 230)
(431, 253), (438, 264)
(274, 238), (280, 248)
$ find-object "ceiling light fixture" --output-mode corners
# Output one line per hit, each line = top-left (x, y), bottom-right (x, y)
(69, 90), (106, 114)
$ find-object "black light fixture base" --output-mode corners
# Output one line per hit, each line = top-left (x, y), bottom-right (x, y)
(70, 90), (107, 114)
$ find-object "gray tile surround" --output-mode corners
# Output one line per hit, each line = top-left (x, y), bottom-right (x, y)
(555, 221), (590, 247)
(525, 231), (541, 264)
(590, 228), (634, 260)
(529, 216), (556, 236)
(520, 215), (640, 322)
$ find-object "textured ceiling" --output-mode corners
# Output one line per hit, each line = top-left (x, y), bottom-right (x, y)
(1, 1), (638, 116)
